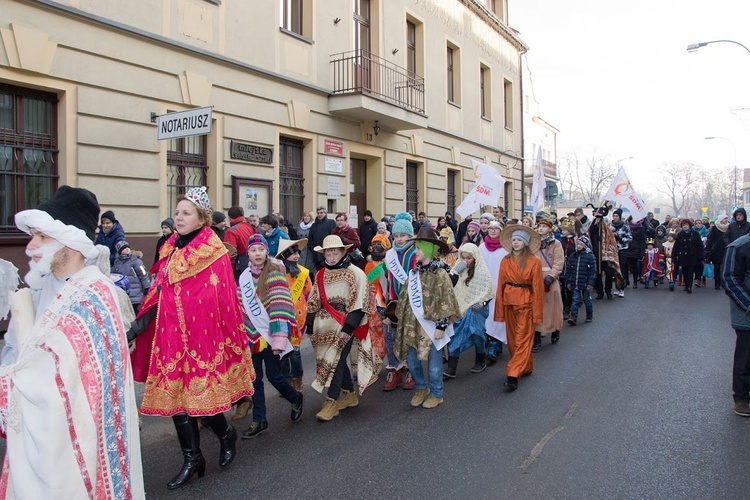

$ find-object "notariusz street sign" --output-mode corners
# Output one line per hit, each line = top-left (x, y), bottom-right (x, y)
(156, 106), (212, 140)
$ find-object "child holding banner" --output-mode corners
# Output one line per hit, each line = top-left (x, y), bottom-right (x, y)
(239, 234), (303, 439)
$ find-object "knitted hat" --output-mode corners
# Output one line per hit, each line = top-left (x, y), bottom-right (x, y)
(391, 211), (414, 236)
(377, 222), (387, 233)
(100, 210), (116, 224)
(115, 240), (130, 254)
(488, 220), (503, 230)
(247, 233), (269, 253)
(537, 219), (553, 229)
(364, 209), (373, 217)
(211, 211), (227, 225)
(184, 186), (212, 214)
(161, 218), (175, 232)
(613, 208), (623, 218)
(500, 224), (541, 253)
(15, 185), (100, 259)
(371, 233), (391, 250)
(439, 227), (454, 246)
(467, 221), (481, 235)
(479, 213), (495, 222)
(576, 235), (592, 251)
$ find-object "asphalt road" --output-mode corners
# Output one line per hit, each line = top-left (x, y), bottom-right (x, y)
(5, 281), (750, 499)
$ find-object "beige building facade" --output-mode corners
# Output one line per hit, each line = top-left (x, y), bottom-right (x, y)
(0, 0), (527, 254)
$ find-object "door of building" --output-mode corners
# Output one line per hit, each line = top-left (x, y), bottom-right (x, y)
(350, 158), (367, 230)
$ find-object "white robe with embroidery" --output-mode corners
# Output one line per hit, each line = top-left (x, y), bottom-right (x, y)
(0, 266), (144, 499)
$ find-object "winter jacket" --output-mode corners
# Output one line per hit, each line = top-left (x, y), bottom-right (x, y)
(111, 252), (151, 305)
(723, 234), (750, 330)
(332, 225), (361, 253)
(725, 208), (750, 245)
(265, 226), (290, 257)
(626, 221), (646, 259)
(564, 249), (597, 290)
(610, 220), (632, 252)
(307, 216), (336, 268)
(95, 221), (126, 266)
(359, 218), (379, 256)
(706, 225), (727, 265)
(672, 229), (704, 267)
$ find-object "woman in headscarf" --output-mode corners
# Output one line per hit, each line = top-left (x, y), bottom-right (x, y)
(443, 243), (495, 378)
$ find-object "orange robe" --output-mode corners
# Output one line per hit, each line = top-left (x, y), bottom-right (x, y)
(494, 253), (545, 379)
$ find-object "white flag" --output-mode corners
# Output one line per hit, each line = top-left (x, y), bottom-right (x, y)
(602, 166), (648, 221)
(456, 159), (506, 218)
(529, 146), (547, 213)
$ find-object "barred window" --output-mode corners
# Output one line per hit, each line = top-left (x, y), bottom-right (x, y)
(406, 161), (418, 215)
(279, 137), (304, 221)
(0, 83), (58, 233)
(167, 135), (208, 214)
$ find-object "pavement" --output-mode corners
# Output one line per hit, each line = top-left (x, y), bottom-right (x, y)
(3, 279), (750, 499)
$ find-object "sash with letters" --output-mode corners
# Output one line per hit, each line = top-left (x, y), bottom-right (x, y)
(290, 265), (309, 303)
(239, 268), (293, 356)
(407, 270), (454, 351)
(385, 248), (408, 285)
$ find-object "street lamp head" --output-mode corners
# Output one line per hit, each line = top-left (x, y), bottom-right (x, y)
(687, 42), (707, 53)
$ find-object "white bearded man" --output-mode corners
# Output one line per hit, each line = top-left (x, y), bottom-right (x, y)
(0, 186), (145, 499)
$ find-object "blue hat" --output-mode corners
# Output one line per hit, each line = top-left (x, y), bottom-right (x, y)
(391, 211), (414, 236)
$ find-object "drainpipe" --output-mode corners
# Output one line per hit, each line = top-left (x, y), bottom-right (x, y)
(518, 51), (526, 218)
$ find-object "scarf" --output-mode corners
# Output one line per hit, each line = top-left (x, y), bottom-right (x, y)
(483, 235), (503, 252)
(299, 220), (313, 231)
(540, 232), (555, 248)
(392, 239), (413, 252)
(323, 254), (352, 270)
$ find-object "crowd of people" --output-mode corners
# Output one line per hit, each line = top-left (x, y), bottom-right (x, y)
(2, 183), (749, 496)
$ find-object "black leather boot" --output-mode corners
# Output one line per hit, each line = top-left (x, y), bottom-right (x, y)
(532, 332), (542, 353)
(167, 414), (205, 490)
(443, 356), (459, 379)
(471, 353), (487, 373)
(203, 413), (237, 467)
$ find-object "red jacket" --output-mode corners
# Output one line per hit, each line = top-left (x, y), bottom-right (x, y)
(224, 217), (255, 256)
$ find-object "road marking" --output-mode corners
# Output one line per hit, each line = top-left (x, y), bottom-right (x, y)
(520, 402), (578, 470)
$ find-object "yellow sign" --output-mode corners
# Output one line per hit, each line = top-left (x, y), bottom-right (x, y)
(702, 206), (709, 213)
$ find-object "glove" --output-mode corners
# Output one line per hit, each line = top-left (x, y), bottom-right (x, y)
(544, 275), (555, 287)
(451, 260), (468, 275)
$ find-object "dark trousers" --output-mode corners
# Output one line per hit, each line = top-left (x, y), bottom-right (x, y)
(714, 258), (724, 288)
(280, 348), (303, 379)
(681, 265), (695, 289)
(733, 329), (750, 403)
(618, 251), (628, 288)
(251, 348), (301, 422)
(328, 335), (355, 400)
(594, 261), (616, 294)
(626, 257), (640, 285)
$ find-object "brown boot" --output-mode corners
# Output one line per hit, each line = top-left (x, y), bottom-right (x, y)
(230, 397), (252, 421)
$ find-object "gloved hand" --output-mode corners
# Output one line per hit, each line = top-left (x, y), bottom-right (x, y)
(544, 275), (555, 287)
(451, 260), (468, 275)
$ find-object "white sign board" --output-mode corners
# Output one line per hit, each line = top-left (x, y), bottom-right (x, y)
(324, 157), (344, 174)
(327, 178), (342, 199)
(157, 106), (213, 140)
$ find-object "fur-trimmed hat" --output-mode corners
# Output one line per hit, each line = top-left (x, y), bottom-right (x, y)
(15, 186), (100, 260)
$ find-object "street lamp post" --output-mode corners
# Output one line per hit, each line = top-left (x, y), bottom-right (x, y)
(687, 39), (750, 56)
(705, 136), (738, 210)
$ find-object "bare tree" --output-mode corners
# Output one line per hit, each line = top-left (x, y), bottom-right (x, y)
(657, 162), (698, 217)
(558, 149), (618, 205)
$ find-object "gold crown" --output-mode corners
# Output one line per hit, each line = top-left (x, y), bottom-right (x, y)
(560, 217), (576, 228)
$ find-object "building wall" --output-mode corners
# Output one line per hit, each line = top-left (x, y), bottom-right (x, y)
(0, 0), (527, 250)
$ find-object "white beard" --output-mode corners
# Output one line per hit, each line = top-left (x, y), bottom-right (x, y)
(24, 241), (64, 289)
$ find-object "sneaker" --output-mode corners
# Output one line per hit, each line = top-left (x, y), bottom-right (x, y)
(734, 402), (750, 417)
(336, 390), (359, 410)
(241, 420), (268, 439)
(315, 398), (339, 421)
(410, 388), (430, 407)
(618, 289), (625, 297)
(422, 396), (444, 409)
(290, 394), (304, 422)
(402, 370), (415, 390)
(471, 360), (487, 373)
(585, 314), (593, 323)
(382, 369), (402, 391)
(567, 318), (576, 326)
